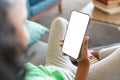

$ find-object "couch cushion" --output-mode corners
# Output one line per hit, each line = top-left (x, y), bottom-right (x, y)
(31, 0), (60, 17)
(26, 20), (49, 45)
(27, 41), (47, 65)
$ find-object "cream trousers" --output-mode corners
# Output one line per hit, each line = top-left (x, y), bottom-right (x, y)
(45, 17), (120, 80)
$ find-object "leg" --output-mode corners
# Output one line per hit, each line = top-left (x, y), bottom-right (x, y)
(88, 48), (120, 80)
(45, 17), (77, 79)
(99, 45), (120, 60)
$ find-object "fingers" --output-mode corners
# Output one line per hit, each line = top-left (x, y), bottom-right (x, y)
(60, 40), (64, 42)
(60, 40), (64, 47)
(60, 44), (63, 47)
(62, 52), (67, 56)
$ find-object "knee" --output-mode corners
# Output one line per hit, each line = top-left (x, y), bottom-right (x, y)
(51, 17), (68, 30)
(53, 17), (68, 24)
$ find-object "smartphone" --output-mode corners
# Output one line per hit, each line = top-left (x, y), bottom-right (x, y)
(62, 11), (90, 59)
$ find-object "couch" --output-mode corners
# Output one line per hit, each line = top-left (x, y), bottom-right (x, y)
(26, 19), (120, 65)
(27, 40), (120, 66)
(27, 41), (48, 65)
(26, 20), (49, 65)
(27, 0), (62, 21)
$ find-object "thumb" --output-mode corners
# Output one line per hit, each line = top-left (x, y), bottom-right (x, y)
(84, 36), (89, 47)
(77, 36), (89, 62)
(82, 36), (89, 52)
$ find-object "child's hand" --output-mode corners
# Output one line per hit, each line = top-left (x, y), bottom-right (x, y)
(77, 36), (90, 63)
(60, 36), (90, 60)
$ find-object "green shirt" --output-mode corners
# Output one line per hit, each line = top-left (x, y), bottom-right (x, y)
(22, 63), (67, 80)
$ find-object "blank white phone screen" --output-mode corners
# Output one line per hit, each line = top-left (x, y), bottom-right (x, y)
(62, 11), (90, 59)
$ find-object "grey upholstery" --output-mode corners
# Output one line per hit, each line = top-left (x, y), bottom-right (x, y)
(27, 41), (47, 65)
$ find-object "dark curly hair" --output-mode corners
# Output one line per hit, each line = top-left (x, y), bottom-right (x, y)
(0, 0), (26, 80)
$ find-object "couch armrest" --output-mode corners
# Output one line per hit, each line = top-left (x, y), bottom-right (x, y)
(89, 42), (120, 51)
(27, 41), (48, 65)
